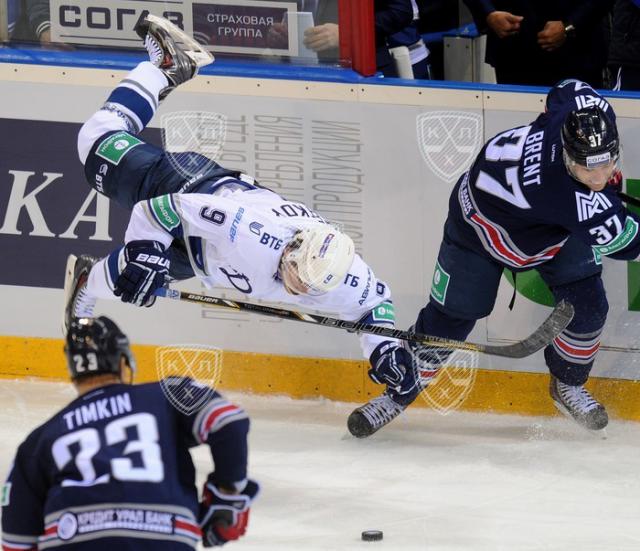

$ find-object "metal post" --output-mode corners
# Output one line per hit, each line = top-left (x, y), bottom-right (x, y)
(0, 0), (9, 43)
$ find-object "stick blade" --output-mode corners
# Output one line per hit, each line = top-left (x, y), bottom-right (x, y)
(484, 300), (575, 358)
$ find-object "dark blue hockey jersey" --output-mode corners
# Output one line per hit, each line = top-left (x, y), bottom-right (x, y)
(1, 378), (249, 550)
(449, 79), (640, 270)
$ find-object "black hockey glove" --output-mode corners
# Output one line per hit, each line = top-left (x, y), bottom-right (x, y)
(114, 240), (169, 307)
(199, 478), (260, 547)
(368, 341), (417, 396)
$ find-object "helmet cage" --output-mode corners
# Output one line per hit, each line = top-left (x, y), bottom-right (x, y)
(279, 227), (355, 296)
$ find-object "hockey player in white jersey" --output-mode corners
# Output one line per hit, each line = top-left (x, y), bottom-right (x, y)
(66, 16), (418, 425)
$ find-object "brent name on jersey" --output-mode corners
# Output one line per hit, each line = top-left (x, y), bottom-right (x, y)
(522, 129), (544, 188)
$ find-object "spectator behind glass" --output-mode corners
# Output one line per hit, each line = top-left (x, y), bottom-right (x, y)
(374, 0), (414, 76)
(416, 0), (460, 80)
(266, 0), (339, 61)
(8, 0), (51, 45)
(266, 0), (413, 75)
(609, 0), (640, 91)
(463, 0), (613, 87)
(387, 0), (432, 79)
(301, 0), (340, 61)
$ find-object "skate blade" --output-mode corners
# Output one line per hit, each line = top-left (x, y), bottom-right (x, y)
(61, 254), (78, 336)
(552, 400), (608, 436)
(145, 14), (214, 68)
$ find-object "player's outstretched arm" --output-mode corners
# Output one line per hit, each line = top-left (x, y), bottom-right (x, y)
(172, 379), (259, 547)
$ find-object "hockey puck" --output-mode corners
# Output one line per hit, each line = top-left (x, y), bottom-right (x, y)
(362, 530), (383, 542)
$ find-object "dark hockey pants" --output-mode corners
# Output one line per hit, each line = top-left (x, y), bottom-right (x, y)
(415, 220), (608, 386)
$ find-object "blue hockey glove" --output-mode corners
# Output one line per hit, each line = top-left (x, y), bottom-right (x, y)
(368, 341), (417, 396)
(199, 478), (260, 547)
(114, 240), (169, 307)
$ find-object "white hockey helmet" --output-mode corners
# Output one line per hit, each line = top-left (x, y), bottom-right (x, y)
(280, 226), (355, 295)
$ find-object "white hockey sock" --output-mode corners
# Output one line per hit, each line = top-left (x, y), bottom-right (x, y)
(77, 63), (169, 164)
(86, 257), (122, 301)
(103, 62), (169, 133)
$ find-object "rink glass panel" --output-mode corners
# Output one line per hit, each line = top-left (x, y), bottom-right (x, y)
(0, 0), (347, 67)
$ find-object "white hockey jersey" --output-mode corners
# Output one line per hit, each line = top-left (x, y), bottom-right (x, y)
(121, 184), (397, 358)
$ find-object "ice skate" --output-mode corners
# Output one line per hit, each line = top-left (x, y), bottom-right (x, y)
(135, 15), (213, 99)
(347, 392), (408, 438)
(549, 376), (608, 431)
(62, 254), (99, 335)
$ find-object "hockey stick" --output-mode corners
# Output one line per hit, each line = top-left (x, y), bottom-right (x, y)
(156, 288), (574, 359)
(617, 191), (640, 209)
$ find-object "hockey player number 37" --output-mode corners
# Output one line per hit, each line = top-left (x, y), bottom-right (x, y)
(52, 413), (165, 487)
(475, 126), (532, 209)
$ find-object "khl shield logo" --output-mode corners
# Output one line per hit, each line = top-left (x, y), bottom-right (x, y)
(416, 111), (483, 184)
(156, 345), (223, 415)
(161, 111), (227, 180)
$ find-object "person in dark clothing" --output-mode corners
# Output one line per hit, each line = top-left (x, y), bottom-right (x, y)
(8, 0), (50, 44)
(388, 0), (432, 79)
(300, 0), (341, 61)
(2, 317), (258, 550)
(609, 0), (640, 90)
(375, 0), (415, 76)
(463, 0), (614, 87)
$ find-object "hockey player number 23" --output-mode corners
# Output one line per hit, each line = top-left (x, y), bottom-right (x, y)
(52, 413), (165, 487)
(475, 126), (532, 209)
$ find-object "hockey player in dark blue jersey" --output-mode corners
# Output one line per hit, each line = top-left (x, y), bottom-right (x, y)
(1, 317), (259, 550)
(349, 79), (637, 437)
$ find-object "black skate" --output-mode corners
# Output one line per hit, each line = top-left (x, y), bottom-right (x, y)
(348, 392), (408, 438)
(135, 15), (213, 99)
(62, 254), (99, 335)
(549, 376), (608, 431)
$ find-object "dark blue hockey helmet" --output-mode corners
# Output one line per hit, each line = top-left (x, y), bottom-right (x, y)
(65, 317), (135, 381)
(561, 106), (620, 169)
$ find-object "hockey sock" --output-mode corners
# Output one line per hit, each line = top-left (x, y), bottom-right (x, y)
(102, 62), (168, 133)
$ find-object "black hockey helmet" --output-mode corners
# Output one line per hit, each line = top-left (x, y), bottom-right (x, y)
(561, 106), (620, 169)
(65, 317), (135, 381)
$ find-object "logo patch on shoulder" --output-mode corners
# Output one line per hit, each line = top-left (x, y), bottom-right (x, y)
(372, 301), (395, 323)
(2, 482), (11, 506)
(575, 190), (612, 222)
(149, 195), (180, 232)
(96, 132), (143, 165)
(430, 261), (450, 305)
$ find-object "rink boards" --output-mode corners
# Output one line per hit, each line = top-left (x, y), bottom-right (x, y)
(1, 59), (640, 419)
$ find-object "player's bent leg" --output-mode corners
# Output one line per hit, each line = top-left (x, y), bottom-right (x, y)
(544, 275), (609, 430)
(538, 237), (608, 430)
(78, 61), (168, 166)
(77, 61), (175, 209)
(348, 231), (500, 438)
(79, 13), (213, 165)
(406, 233), (501, 404)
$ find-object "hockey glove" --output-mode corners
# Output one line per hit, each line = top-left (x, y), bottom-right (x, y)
(114, 240), (169, 307)
(368, 341), (417, 396)
(199, 478), (260, 547)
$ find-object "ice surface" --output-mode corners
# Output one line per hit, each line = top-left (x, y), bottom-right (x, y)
(1, 379), (639, 550)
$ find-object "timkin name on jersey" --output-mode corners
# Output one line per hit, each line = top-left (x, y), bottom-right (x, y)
(63, 393), (133, 431)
